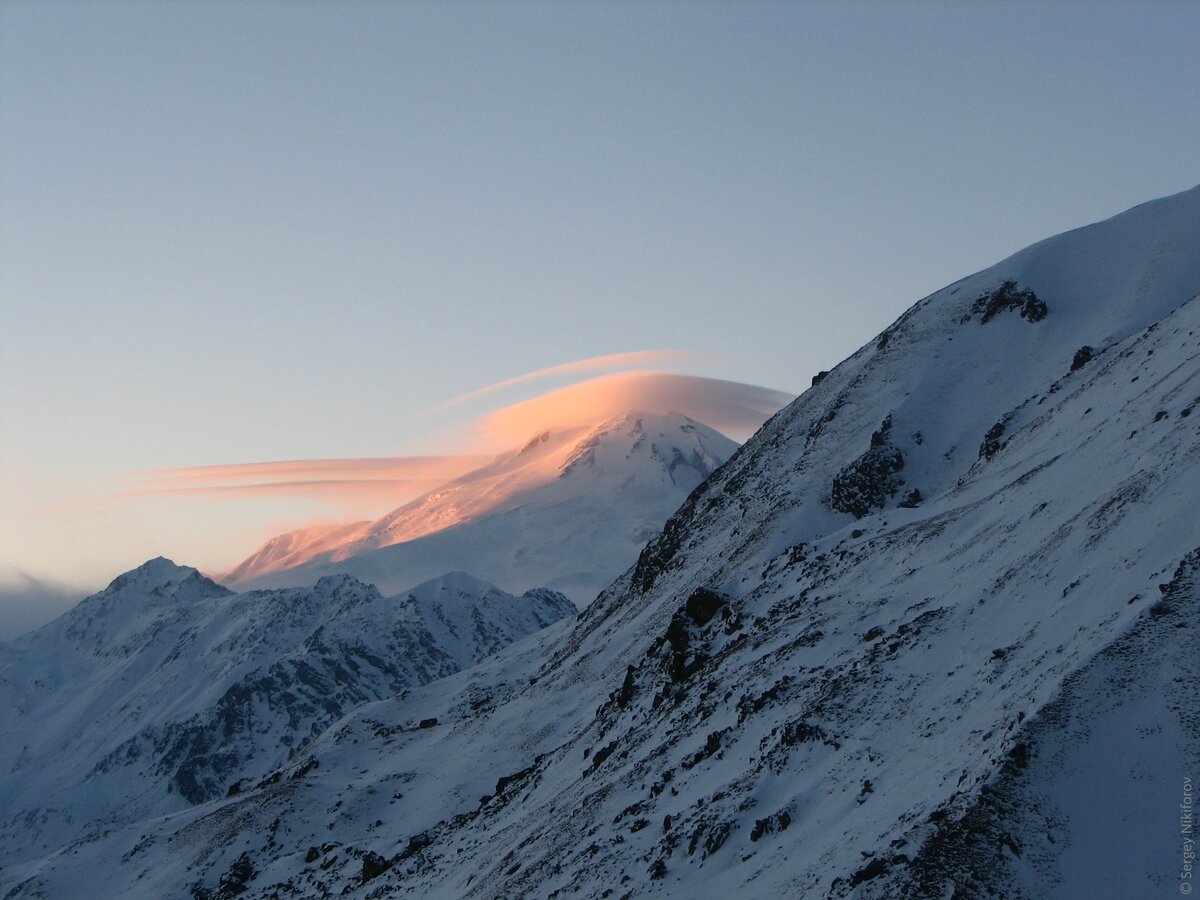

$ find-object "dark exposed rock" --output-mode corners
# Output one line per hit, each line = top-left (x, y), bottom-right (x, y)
(979, 418), (1008, 461)
(590, 741), (618, 770)
(361, 851), (391, 882)
(682, 730), (726, 770)
(215, 852), (255, 898)
(749, 810), (791, 842)
(1006, 742), (1030, 770)
(780, 719), (838, 750)
(967, 281), (1048, 324)
(704, 821), (734, 856)
(847, 856), (890, 887)
(660, 591), (733, 684)
(494, 758), (540, 797)
(614, 665), (637, 708)
(397, 831), (433, 861)
(305, 847), (320, 864)
(831, 416), (906, 518)
(812, 370), (830, 386)
(290, 757), (318, 781)
(684, 588), (728, 627)
(898, 489), (923, 508)
(418, 717), (439, 729)
(1070, 345), (1094, 371)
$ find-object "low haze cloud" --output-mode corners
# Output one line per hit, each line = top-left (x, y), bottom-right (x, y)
(0, 572), (92, 641)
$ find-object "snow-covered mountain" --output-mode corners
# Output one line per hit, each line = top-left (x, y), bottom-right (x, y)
(0, 559), (573, 874)
(4, 184), (1199, 899)
(228, 412), (739, 603)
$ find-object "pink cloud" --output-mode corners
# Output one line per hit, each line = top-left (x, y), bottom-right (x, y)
(472, 371), (793, 450)
(434, 350), (710, 410)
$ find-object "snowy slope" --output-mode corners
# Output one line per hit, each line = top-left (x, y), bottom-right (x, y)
(4, 184), (1199, 900)
(0, 560), (574, 875)
(229, 412), (738, 603)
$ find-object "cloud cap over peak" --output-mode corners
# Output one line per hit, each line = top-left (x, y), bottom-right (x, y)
(472, 370), (794, 450)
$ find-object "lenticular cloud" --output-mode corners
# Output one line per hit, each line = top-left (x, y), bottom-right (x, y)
(473, 371), (794, 450)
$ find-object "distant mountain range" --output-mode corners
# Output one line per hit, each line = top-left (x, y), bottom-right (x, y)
(0, 559), (573, 872)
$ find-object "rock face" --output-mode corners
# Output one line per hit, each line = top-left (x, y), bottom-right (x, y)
(0, 562), (573, 870)
(830, 414), (906, 517)
(966, 279), (1049, 324)
(3, 184), (1200, 900)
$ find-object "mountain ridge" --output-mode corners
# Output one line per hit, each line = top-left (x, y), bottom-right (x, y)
(0, 562), (575, 872)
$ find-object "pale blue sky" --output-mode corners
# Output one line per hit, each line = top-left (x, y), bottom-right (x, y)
(2, 1), (1199, 602)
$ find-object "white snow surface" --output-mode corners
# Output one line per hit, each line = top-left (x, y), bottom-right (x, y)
(3, 184), (1200, 899)
(228, 412), (738, 605)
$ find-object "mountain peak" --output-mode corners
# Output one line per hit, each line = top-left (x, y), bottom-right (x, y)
(558, 409), (736, 484)
(227, 410), (744, 597)
(311, 573), (381, 599)
(104, 557), (231, 600)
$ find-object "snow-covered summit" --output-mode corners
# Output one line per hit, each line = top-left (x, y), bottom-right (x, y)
(229, 411), (741, 602)
(99, 555), (229, 601)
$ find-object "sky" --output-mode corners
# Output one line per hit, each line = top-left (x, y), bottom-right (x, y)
(2, 0), (1199, 634)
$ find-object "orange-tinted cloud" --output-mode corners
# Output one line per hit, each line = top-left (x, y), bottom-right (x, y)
(128, 456), (490, 513)
(472, 371), (794, 450)
(434, 350), (710, 410)
(141, 456), (487, 485)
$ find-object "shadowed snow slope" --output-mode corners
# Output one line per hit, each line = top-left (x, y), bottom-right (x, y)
(4, 185), (1200, 899)
(228, 412), (738, 604)
(0, 560), (573, 873)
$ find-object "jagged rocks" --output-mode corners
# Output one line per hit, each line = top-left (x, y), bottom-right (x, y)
(1070, 345), (1094, 371)
(779, 719), (837, 749)
(360, 851), (391, 883)
(684, 588), (727, 627)
(965, 280), (1048, 324)
(830, 415), (905, 518)
(979, 417), (1009, 461)
(216, 853), (255, 898)
(662, 589), (737, 683)
(749, 811), (792, 842)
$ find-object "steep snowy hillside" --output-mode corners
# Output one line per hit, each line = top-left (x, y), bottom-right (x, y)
(4, 185), (1198, 900)
(230, 412), (738, 603)
(0, 560), (573, 874)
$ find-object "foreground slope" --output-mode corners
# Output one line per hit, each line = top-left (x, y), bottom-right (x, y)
(0, 561), (573, 874)
(228, 412), (738, 603)
(5, 185), (1199, 899)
